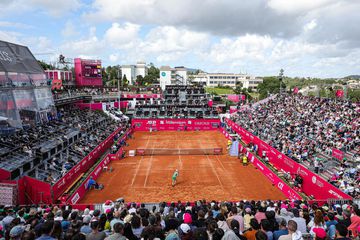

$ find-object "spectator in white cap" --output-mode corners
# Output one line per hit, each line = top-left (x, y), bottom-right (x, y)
(81, 215), (92, 235)
(9, 226), (24, 240)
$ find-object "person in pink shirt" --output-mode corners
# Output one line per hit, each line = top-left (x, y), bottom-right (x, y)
(255, 206), (266, 224)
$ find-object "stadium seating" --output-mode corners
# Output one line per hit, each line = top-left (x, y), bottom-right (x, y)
(0, 107), (129, 183)
(231, 94), (359, 198)
(134, 85), (218, 119)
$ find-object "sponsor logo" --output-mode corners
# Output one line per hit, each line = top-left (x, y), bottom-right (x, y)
(95, 166), (102, 176)
(0, 51), (12, 62)
(277, 182), (284, 190)
(56, 178), (66, 188)
(297, 167), (308, 177)
(328, 189), (342, 198)
(312, 176), (317, 184)
(147, 120), (156, 125)
(311, 176), (324, 188)
(74, 165), (80, 173)
(71, 193), (80, 204)
(257, 163), (264, 171)
(283, 158), (294, 168)
(165, 120), (187, 125)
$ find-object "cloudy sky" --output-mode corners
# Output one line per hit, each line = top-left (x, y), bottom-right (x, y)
(1, 0), (359, 77)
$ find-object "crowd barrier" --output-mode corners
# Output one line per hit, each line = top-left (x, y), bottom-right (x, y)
(220, 129), (301, 200)
(0, 168), (11, 181)
(132, 119), (221, 131)
(67, 155), (111, 205)
(51, 127), (125, 201)
(18, 176), (52, 204)
(247, 152), (302, 200)
(225, 118), (352, 200)
(65, 130), (130, 205)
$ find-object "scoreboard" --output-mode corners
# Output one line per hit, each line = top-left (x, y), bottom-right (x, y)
(74, 58), (103, 87)
(83, 62), (101, 78)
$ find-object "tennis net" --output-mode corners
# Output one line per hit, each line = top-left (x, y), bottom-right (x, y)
(136, 148), (223, 156)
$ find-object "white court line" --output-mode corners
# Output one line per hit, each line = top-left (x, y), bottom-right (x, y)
(131, 133), (151, 186)
(205, 133), (227, 171)
(143, 154), (153, 187)
(197, 138), (224, 188)
(205, 153), (224, 188)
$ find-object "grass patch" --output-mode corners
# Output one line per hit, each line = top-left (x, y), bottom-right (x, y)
(205, 87), (235, 95)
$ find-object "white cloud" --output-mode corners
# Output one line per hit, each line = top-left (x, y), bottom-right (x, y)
(109, 54), (119, 62)
(0, 0), (82, 17)
(61, 21), (78, 38)
(0, 21), (32, 29)
(104, 22), (140, 49)
(267, 0), (335, 14)
(207, 34), (273, 64)
(304, 19), (317, 31)
(29, 0), (82, 16)
(0, 31), (22, 44)
(60, 27), (105, 59)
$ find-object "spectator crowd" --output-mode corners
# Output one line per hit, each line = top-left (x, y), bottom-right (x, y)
(231, 95), (359, 198)
(1, 199), (359, 240)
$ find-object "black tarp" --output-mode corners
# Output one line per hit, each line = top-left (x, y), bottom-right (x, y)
(0, 40), (44, 74)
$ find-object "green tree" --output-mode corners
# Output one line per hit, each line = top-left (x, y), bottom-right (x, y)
(37, 60), (54, 70)
(122, 75), (128, 87)
(136, 75), (144, 86)
(233, 81), (243, 94)
(257, 76), (286, 99)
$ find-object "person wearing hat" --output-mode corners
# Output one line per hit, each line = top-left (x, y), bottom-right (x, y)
(81, 215), (92, 235)
(243, 207), (254, 230)
(179, 223), (192, 240)
(9, 226), (24, 240)
(172, 169), (179, 187)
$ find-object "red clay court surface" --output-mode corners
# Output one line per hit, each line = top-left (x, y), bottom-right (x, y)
(80, 131), (286, 203)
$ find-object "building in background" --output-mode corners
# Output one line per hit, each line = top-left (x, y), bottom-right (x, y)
(45, 70), (73, 90)
(121, 61), (148, 85)
(191, 72), (263, 91)
(74, 58), (102, 87)
(159, 66), (188, 90)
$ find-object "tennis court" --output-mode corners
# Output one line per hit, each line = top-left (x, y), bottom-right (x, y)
(80, 131), (286, 203)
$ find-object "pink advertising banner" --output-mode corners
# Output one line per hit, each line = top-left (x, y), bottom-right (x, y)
(247, 152), (302, 200)
(332, 148), (344, 161)
(122, 94), (161, 99)
(67, 155), (112, 205)
(132, 119), (221, 131)
(225, 118), (351, 200)
(52, 127), (127, 200)
(227, 95), (240, 102)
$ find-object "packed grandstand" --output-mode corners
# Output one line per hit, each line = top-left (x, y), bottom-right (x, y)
(0, 39), (360, 240)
